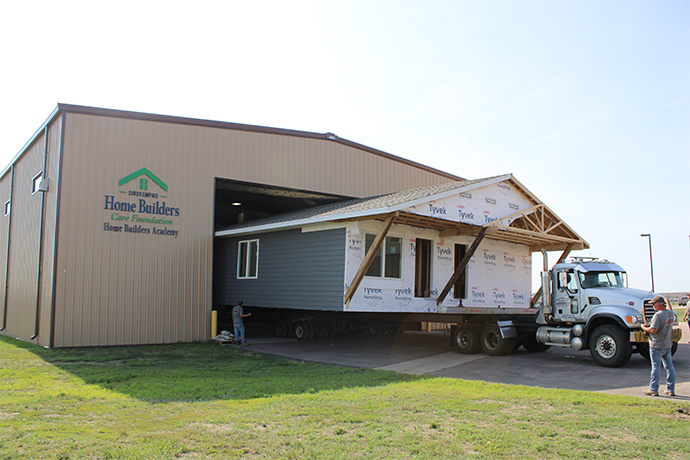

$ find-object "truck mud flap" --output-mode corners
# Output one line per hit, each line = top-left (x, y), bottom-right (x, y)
(496, 320), (518, 339)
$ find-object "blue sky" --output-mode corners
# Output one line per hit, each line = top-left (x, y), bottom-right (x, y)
(1, 0), (688, 292)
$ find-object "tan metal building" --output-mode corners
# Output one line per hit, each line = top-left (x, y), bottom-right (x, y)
(0, 104), (461, 348)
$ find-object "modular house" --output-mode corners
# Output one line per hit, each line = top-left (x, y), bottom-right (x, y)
(214, 174), (588, 316)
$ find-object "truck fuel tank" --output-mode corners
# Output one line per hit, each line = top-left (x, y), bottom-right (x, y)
(537, 326), (584, 350)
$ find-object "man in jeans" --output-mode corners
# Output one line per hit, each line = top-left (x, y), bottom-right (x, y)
(232, 300), (251, 345)
(641, 295), (676, 396)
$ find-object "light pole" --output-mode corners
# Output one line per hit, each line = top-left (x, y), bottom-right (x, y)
(640, 233), (655, 292)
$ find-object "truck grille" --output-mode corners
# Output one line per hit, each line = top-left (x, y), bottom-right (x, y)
(643, 300), (655, 322)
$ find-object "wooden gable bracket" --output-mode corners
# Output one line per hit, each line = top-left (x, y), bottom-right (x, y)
(436, 226), (489, 306)
(344, 212), (398, 308)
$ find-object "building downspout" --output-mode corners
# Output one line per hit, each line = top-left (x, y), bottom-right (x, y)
(0, 165), (15, 331)
(30, 127), (50, 340)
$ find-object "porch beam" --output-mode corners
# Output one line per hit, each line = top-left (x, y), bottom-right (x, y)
(344, 212), (398, 307)
(436, 226), (488, 306)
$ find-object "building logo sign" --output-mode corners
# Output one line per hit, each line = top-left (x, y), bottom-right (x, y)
(102, 168), (180, 238)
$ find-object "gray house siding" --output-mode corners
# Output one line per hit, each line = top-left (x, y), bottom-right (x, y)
(213, 227), (346, 311)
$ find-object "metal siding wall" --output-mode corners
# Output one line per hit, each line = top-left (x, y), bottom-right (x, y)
(53, 115), (215, 347)
(0, 169), (11, 329)
(36, 118), (63, 347)
(190, 124), (452, 199)
(45, 112), (453, 347)
(214, 228), (346, 311)
(2, 135), (45, 340)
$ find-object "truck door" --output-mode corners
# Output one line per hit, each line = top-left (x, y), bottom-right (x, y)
(554, 270), (581, 321)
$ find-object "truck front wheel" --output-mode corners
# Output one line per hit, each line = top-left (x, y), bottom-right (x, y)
(589, 325), (632, 367)
(453, 324), (480, 354)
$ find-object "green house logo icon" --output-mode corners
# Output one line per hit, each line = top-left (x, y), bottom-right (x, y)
(118, 168), (168, 195)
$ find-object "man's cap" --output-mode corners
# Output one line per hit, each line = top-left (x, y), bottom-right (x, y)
(650, 295), (665, 305)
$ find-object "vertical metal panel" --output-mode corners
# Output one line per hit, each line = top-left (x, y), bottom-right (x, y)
(0, 167), (12, 329)
(43, 111), (456, 347)
(2, 133), (45, 340)
(35, 117), (63, 347)
(214, 228), (346, 310)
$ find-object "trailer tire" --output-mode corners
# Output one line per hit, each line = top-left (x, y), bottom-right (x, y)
(480, 324), (515, 356)
(453, 324), (480, 354)
(522, 335), (550, 353)
(314, 321), (332, 340)
(385, 325), (403, 336)
(274, 319), (290, 338)
(589, 325), (632, 367)
(294, 321), (314, 341)
(368, 325), (384, 337)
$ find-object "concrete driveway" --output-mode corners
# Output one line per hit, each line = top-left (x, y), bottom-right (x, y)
(232, 322), (689, 401)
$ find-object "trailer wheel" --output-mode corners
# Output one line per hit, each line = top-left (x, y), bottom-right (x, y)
(274, 319), (290, 338)
(480, 324), (515, 356)
(385, 325), (403, 336)
(589, 325), (632, 367)
(294, 321), (314, 341)
(522, 335), (550, 353)
(314, 321), (332, 340)
(453, 324), (480, 354)
(367, 325), (385, 337)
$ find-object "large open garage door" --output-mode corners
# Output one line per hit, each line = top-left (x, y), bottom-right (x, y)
(212, 178), (352, 323)
(214, 178), (351, 230)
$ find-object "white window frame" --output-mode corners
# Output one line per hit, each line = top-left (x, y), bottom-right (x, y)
(32, 172), (44, 195)
(3, 200), (9, 216)
(237, 239), (259, 279)
(364, 234), (403, 279)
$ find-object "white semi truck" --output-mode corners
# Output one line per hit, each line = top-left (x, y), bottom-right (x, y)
(451, 253), (682, 367)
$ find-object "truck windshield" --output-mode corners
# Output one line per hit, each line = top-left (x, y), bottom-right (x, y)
(578, 271), (626, 288)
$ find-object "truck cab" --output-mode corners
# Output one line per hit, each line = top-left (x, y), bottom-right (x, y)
(535, 257), (681, 367)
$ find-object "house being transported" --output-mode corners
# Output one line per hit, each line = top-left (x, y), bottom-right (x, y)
(213, 174), (588, 339)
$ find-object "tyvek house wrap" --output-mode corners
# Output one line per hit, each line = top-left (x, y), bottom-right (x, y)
(344, 179), (534, 313)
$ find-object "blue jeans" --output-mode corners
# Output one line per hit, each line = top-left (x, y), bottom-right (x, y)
(234, 324), (245, 344)
(649, 347), (675, 393)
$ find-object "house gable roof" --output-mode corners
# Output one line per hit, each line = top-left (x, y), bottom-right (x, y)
(215, 174), (589, 252)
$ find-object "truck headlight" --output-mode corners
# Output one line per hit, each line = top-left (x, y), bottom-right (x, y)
(626, 315), (644, 325)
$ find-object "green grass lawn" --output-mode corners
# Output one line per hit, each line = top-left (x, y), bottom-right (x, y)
(1, 335), (688, 459)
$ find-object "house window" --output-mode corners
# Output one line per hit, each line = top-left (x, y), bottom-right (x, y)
(4, 200), (9, 216)
(237, 239), (259, 278)
(32, 172), (44, 194)
(364, 234), (402, 279)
